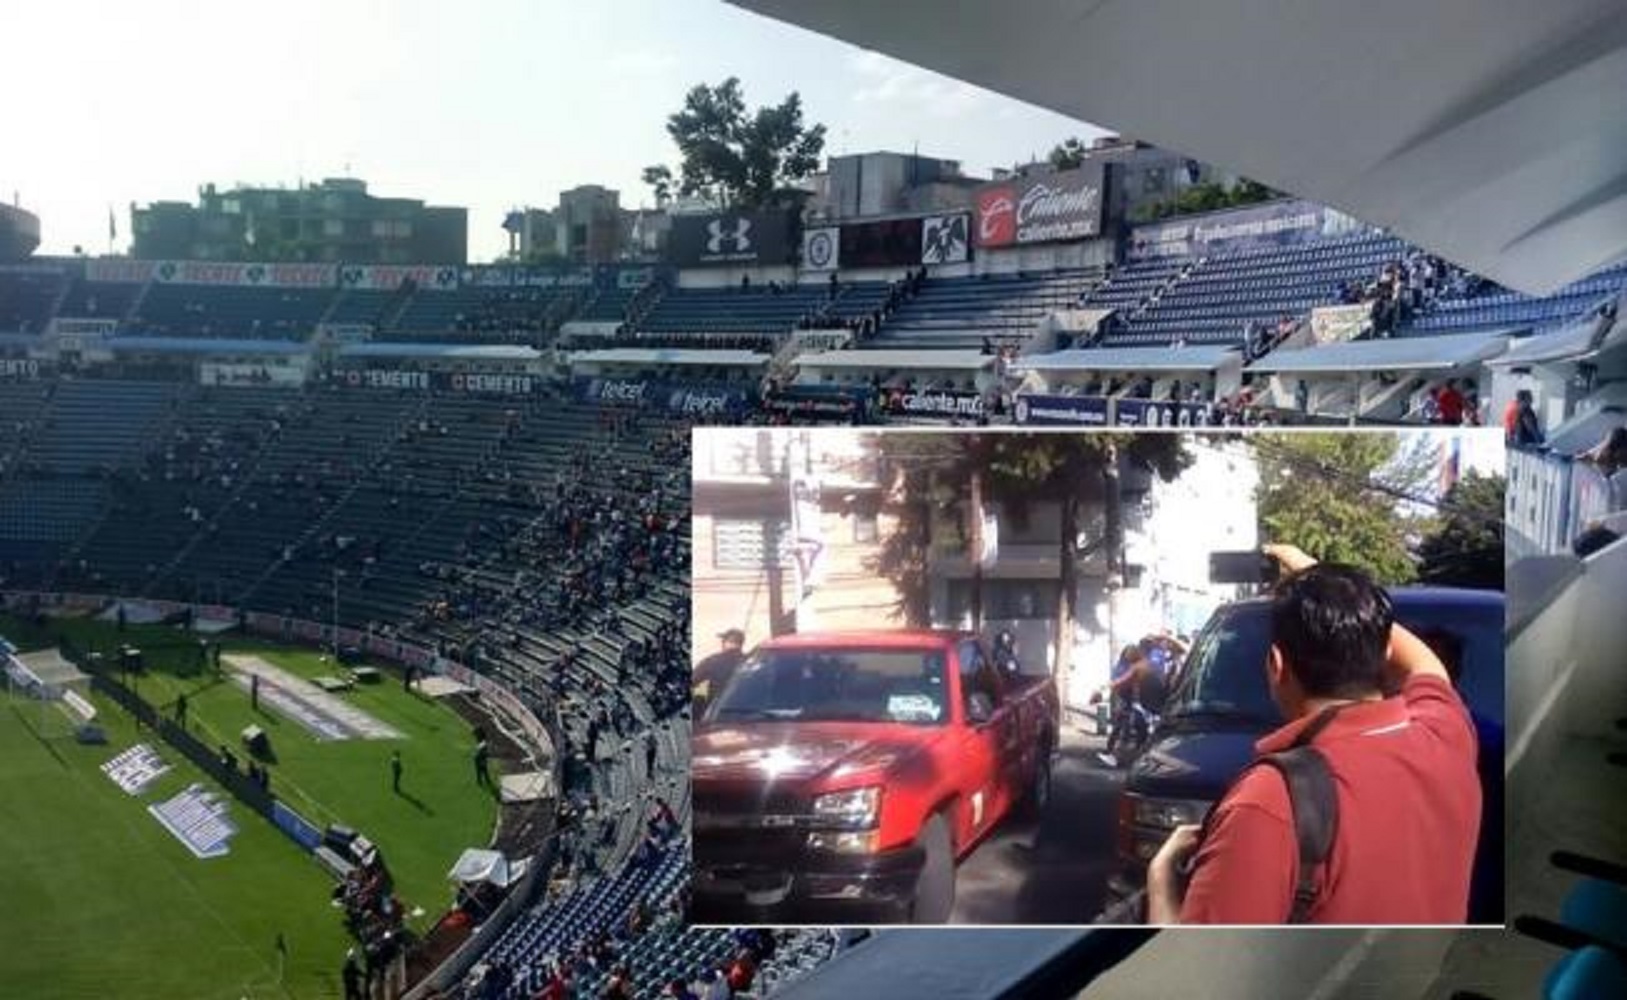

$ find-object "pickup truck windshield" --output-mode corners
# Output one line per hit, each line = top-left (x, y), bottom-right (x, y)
(1167, 600), (1504, 726)
(707, 648), (950, 726)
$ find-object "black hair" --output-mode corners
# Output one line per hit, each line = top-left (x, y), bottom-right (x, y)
(1269, 563), (1394, 698)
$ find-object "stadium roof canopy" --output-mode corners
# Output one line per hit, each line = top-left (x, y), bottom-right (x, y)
(339, 343), (543, 361)
(1248, 330), (1513, 374)
(732, 0), (1627, 296)
(798, 349), (995, 371)
(570, 348), (770, 366)
(1011, 345), (1238, 373)
(1488, 294), (1626, 365)
(108, 336), (309, 356)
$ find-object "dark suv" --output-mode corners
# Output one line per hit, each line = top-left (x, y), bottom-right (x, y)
(1108, 586), (1506, 924)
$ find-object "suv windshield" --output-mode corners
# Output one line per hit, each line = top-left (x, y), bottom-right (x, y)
(707, 647), (949, 726)
(1167, 598), (1505, 726)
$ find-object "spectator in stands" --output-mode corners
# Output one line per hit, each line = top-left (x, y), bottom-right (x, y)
(1586, 299), (1618, 353)
(700, 968), (732, 1000)
(725, 949), (757, 993)
(1580, 426), (1627, 479)
(1507, 390), (1544, 448)
(1432, 380), (1467, 426)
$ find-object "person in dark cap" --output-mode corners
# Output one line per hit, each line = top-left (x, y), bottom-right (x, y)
(693, 628), (747, 715)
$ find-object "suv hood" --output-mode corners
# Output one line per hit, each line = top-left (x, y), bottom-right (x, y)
(1128, 724), (1267, 800)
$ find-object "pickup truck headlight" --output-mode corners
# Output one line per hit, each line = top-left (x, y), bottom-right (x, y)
(1130, 796), (1211, 831)
(810, 787), (882, 830)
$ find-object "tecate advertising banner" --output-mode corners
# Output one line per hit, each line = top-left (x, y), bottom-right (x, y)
(1127, 199), (1368, 260)
(339, 264), (460, 291)
(976, 164), (1105, 248)
(148, 260), (338, 288)
(668, 210), (796, 268)
(882, 387), (985, 419)
(1013, 394), (1110, 426)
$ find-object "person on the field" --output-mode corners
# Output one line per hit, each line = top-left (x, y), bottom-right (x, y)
(474, 738), (491, 788)
(342, 949), (363, 1000)
(390, 750), (403, 794)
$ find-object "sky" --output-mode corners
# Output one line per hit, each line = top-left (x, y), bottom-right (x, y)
(4, 0), (1102, 263)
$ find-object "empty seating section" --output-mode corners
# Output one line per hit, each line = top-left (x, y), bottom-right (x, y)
(33, 381), (177, 475)
(388, 288), (488, 335)
(0, 270), (68, 333)
(1082, 258), (1187, 313)
(450, 286), (580, 341)
(128, 284), (331, 340)
(72, 387), (292, 594)
(828, 279), (893, 320)
(0, 479), (105, 568)
(1408, 260), (1627, 335)
(869, 270), (1099, 350)
(1105, 233), (1407, 346)
(0, 381), (50, 473)
(324, 289), (399, 327)
(637, 284), (833, 335)
(577, 285), (640, 324)
(57, 278), (143, 321)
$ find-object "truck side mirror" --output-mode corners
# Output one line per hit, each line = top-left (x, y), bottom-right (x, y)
(966, 692), (995, 725)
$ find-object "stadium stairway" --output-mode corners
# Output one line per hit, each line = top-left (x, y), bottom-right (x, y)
(867, 269), (1101, 351)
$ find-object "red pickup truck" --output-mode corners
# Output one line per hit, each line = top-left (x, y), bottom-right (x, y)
(691, 629), (1060, 924)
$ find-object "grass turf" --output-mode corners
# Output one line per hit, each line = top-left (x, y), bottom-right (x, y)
(0, 613), (501, 999)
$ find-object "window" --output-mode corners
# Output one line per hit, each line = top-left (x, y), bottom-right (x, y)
(709, 648), (948, 726)
(946, 579), (1059, 621)
(221, 198), (241, 215)
(323, 219), (344, 237)
(852, 509), (879, 544)
(712, 518), (793, 570)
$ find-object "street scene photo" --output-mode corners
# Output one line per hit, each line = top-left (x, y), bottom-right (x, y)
(689, 427), (1506, 926)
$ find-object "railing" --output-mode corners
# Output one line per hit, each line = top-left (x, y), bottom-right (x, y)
(1506, 448), (1615, 558)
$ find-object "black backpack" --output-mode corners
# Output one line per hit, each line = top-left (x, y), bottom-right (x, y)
(1091, 704), (1343, 926)
(1214, 704), (1345, 923)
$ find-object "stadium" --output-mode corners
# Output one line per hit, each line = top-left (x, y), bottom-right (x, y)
(1, 0), (1624, 997)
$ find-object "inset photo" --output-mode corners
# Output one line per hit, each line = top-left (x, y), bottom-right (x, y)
(689, 427), (1505, 927)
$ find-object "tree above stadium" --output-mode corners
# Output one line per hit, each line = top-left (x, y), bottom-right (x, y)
(643, 77), (827, 210)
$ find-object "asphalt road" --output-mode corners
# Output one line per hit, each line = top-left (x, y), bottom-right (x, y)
(951, 721), (1126, 925)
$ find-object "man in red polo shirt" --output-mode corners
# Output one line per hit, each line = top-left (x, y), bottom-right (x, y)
(1146, 544), (1481, 924)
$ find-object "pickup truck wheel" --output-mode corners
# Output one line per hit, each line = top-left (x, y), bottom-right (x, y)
(1018, 745), (1053, 820)
(909, 815), (955, 924)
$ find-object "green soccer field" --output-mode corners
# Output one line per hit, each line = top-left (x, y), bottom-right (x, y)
(0, 613), (501, 1000)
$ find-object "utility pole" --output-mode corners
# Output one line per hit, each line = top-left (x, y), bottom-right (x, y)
(969, 461), (985, 633)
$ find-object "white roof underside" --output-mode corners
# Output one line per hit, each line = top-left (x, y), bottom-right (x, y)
(732, 0), (1627, 296)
